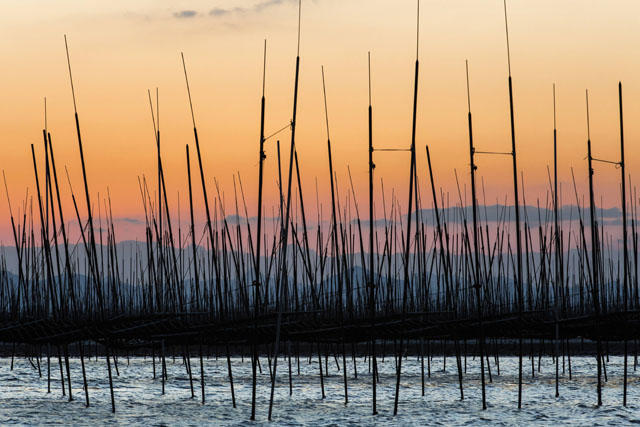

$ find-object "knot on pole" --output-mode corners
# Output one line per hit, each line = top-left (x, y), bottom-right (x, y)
(252, 280), (260, 287)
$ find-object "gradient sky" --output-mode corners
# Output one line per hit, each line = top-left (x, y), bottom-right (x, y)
(0, 0), (638, 243)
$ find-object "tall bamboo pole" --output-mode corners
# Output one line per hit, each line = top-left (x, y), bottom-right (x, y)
(585, 90), (603, 406)
(502, 1), (525, 408)
(250, 39), (268, 421)
(393, 0), (419, 415)
(619, 82), (629, 406)
(465, 61), (487, 410)
(367, 51), (378, 416)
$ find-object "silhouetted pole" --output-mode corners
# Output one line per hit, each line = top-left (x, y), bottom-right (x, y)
(78, 341), (89, 407)
(105, 344), (115, 413)
(552, 84), (561, 399)
(47, 132), (77, 317)
(250, 39), (267, 422)
(149, 90), (182, 311)
(186, 144), (203, 404)
(321, 65), (347, 404)
(394, 0), (419, 415)
(156, 88), (163, 312)
(64, 35), (105, 317)
(181, 52), (236, 409)
(293, 150), (314, 302)
(367, 51), (378, 416)
(181, 53), (223, 318)
(619, 82), (629, 406)
(270, 1), (302, 418)
(47, 131), (86, 405)
(465, 61), (487, 410)
(426, 145), (464, 400)
(30, 144), (58, 319)
(585, 90), (603, 406)
(268, 309), (282, 420)
(503, 1), (524, 408)
(43, 130), (68, 318)
(277, 0), (302, 313)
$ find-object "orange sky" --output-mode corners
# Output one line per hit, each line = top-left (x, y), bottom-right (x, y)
(0, 0), (638, 243)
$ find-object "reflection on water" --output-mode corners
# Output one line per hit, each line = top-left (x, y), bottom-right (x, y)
(0, 354), (638, 425)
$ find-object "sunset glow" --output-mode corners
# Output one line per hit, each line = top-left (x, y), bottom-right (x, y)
(0, 0), (638, 242)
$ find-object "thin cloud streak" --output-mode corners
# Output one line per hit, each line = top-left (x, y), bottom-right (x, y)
(170, 0), (298, 20)
(208, 0), (287, 17)
(173, 10), (198, 19)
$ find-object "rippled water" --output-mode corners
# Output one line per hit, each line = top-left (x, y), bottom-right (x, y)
(0, 352), (638, 425)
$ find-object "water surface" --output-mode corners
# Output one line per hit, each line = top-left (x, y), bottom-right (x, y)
(0, 353), (637, 425)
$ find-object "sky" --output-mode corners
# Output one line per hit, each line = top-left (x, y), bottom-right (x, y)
(0, 0), (638, 243)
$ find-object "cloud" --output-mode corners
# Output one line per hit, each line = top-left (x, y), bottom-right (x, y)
(348, 204), (633, 228)
(226, 214), (282, 224)
(209, 8), (231, 16)
(208, 0), (291, 18)
(173, 10), (198, 19)
(254, 0), (284, 12)
(357, 218), (396, 227)
(410, 204), (627, 225)
(114, 217), (145, 225)
(225, 214), (245, 225)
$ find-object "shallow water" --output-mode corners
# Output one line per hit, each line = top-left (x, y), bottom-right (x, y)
(0, 352), (638, 425)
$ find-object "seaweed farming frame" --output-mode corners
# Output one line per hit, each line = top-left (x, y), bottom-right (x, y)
(1, 0), (639, 420)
